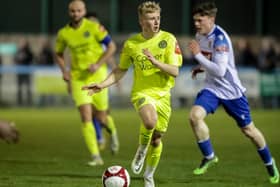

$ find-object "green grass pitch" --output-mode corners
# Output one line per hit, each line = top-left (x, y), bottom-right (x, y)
(0, 108), (279, 187)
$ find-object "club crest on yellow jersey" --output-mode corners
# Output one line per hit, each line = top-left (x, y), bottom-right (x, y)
(83, 31), (90, 38)
(158, 40), (167, 49)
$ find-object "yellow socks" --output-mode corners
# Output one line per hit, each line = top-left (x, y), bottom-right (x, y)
(146, 141), (163, 167)
(106, 115), (117, 135)
(81, 121), (99, 156)
(139, 124), (154, 146)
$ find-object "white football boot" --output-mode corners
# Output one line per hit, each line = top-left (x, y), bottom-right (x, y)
(131, 145), (148, 174)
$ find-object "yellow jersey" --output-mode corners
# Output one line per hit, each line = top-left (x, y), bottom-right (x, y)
(55, 18), (108, 82)
(119, 30), (182, 98)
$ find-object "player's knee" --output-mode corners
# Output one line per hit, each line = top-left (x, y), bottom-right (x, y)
(144, 117), (157, 130)
(241, 123), (255, 138)
(151, 137), (161, 147)
(94, 112), (108, 125)
(151, 131), (162, 146)
(189, 109), (203, 124)
(99, 117), (107, 125)
(81, 114), (92, 123)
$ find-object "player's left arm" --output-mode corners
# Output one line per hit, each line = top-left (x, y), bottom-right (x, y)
(89, 35), (116, 73)
(142, 48), (180, 77)
(188, 39), (228, 77)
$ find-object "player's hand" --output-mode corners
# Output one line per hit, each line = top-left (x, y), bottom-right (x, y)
(89, 63), (100, 73)
(82, 83), (102, 96)
(62, 71), (70, 82)
(142, 49), (157, 64)
(0, 121), (19, 144)
(188, 40), (201, 55)
(191, 65), (204, 79)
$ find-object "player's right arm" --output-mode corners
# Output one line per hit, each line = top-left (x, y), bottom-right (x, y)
(142, 48), (180, 77)
(188, 39), (227, 77)
(54, 53), (70, 82)
(89, 36), (117, 73)
(82, 67), (127, 95)
(54, 30), (70, 82)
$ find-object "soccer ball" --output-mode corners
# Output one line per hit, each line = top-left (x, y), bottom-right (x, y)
(102, 165), (130, 187)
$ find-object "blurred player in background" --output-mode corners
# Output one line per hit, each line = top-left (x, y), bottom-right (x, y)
(83, 1), (182, 186)
(85, 11), (120, 151)
(0, 121), (19, 144)
(187, 1), (279, 184)
(54, 0), (119, 166)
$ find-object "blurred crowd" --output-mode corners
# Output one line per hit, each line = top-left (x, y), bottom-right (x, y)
(234, 37), (280, 72)
(12, 38), (55, 106)
(13, 37), (55, 67)
(0, 35), (279, 107)
(0, 37), (56, 106)
(5, 35), (280, 71)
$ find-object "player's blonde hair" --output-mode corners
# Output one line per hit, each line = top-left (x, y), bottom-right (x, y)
(138, 1), (161, 17)
(70, 0), (85, 3)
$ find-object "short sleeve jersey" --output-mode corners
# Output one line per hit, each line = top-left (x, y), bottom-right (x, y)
(119, 30), (182, 98)
(55, 18), (108, 82)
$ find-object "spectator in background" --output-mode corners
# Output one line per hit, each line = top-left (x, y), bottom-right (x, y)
(274, 40), (280, 68)
(14, 39), (34, 106)
(0, 55), (2, 100)
(258, 37), (277, 72)
(37, 39), (55, 66)
(235, 38), (257, 68)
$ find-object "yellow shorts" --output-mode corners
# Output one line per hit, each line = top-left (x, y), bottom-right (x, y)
(131, 93), (171, 133)
(71, 79), (108, 110)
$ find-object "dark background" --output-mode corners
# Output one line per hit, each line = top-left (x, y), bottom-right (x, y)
(1, 0), (279, 36)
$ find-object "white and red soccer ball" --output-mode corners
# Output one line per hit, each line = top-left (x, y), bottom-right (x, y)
(102, 165), (130, 187)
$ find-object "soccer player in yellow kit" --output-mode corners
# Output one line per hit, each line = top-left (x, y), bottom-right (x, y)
(83, 1), (182, 186)
(54, 0), (119, 166)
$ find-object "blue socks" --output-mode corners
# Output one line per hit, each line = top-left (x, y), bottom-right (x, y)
(258, 146), (273, 165)
(198, 140), (273, 166)
(198, 139), (214, 159)
(93, 118), (103, 142)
